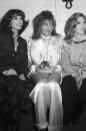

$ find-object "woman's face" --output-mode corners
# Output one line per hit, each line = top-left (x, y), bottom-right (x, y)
(41, 20), (53, 37)
(10, 15), (23, 31)
(75, 16), (86, 35)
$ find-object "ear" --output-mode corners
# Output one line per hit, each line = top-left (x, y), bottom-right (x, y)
(9, 21), (12, 28)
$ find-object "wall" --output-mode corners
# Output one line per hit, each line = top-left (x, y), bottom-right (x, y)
(55, 0), (86, 36)
(0, 0), (86, 39)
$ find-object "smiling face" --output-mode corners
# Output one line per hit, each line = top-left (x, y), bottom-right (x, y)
(75, 16), (86, 35)
(10, 15), (23, 32)
(41, 20), (53, 37)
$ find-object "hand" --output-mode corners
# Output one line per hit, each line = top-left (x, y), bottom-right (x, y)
(19, 74), (25, 81)
(27, 72), (32, 78)
(35, 66), (40, 72)
(3, 69), (17, 76)
(50, 67), (56, 73)
(31, 70), (50, 84)
(39, 71), (50, 79)
(72, 70), (80, 79)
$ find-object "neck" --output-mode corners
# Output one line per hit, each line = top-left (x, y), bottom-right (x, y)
(73, 32), (86, 42)
(41, 34), (51, 40)
(12, 29), (18, 39)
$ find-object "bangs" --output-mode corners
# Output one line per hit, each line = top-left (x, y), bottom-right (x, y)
(11, 13), (24, 20)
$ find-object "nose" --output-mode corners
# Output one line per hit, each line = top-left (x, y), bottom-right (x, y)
(48, 25), (53, 31)
(17, 17), (23, 22)
(19, 19), (23, 23)
(83, 24), (86, 32)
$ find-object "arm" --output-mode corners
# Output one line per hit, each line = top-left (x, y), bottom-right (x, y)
(27, 38), (36, 75)
(51, 35), (62, 73)
(61, 42), (80, 78)
(27, 37), (33, 69)
(27, 38), (38, 80)
(17, 38), (28, 77)
(0, 33), (17, 75)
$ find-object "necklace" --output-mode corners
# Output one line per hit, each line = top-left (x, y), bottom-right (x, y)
(72, 39), (86, 44)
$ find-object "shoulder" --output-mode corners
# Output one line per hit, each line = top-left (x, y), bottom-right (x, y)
(53, 34), (62, 40)
(62, 39), (71, 53)
(52, 34), (63, 44)
(19, 36), (27, 47)
(0, 32), (12, 45)
(0, 32), (9, 39)
(51, 34), (63, 48)
(19, 36), (27, 43)
(28, 38), (42, 47)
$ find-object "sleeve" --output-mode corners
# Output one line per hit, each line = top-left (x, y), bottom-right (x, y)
(27, 38), (36, 73)
(57, 36), (63, 62)
(18, 40), (28, 76)
(0, 34), (14, 72)
(54, 36), (63, 72)
(61, 40), (76, 76)
(27, 37), (32, 63)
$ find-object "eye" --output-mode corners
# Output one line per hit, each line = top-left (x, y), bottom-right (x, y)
(77, 21), (80, 25)
(14, 17), (18, 20)
(13, 16), (18, 20)
(43, 23), (48, 26)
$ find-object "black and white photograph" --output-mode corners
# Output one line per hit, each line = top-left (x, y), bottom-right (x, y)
(0, 0), (86, 131)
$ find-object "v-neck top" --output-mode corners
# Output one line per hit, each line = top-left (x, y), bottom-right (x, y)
(0, 32), (28, 76)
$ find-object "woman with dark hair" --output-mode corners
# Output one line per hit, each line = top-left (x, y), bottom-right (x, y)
(28, 10), (63, 131)
(61, 12), (86, 126)
(0, 9), (34, 131)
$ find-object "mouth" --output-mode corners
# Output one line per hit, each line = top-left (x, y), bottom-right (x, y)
(17, 24), (22, 27)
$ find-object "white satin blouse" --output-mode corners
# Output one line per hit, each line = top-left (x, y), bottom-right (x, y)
(28, 36), (62, 70)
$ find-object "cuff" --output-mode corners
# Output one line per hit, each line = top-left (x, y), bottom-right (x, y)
(30, 65), (36, 73)
(55, 65), (62, 72)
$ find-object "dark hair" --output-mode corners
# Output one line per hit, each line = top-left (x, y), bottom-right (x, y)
(32, 10), (57, 40)
(64, 12), (86, 44)
(0, 9), (29, 34)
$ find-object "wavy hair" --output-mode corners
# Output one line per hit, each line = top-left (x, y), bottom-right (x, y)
(64, 12), (86, 44)
(0, 9), (29, 34)
(32, 10), (57, 40)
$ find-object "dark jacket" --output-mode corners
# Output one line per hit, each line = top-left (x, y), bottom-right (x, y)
(0, 31), (35, 130)
(0, 31), (28, 76)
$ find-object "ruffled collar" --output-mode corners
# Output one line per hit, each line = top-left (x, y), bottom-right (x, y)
(41, 34), (51, 40)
